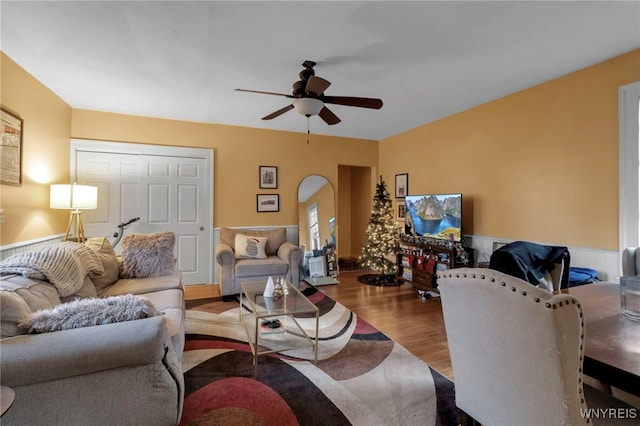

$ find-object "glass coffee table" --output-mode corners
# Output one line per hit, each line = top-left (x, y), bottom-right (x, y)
(240, 280), (319, 372)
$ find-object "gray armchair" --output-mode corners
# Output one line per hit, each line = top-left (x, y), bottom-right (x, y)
(215, 227), (303, 297)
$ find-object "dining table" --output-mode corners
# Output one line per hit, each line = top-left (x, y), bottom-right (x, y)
(565, 282), (640, 396)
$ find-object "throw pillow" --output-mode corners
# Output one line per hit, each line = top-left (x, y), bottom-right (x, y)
(18, 294), (160, 334)
(119, 232), (176, 278)
(220, 227), (287, 255)
(84, 237), (120, 293)
(235, 234), (268, 259)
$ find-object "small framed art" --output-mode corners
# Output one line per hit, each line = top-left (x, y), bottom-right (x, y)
(1, 107), (23, 186)
(397, 200), (406, 221)
(259, 166), (278, 189)
(257, 194), (279, 212)
(395, 173), (408, 198)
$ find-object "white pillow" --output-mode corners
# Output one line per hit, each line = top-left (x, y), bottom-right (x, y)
(235, 234), (268, 259)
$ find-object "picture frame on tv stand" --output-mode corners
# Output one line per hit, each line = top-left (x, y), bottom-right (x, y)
(397, 200), (405, 221)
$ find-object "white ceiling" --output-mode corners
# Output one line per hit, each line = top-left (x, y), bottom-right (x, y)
(1, 1), (639, 141)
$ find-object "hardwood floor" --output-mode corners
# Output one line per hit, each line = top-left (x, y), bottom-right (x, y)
(184, 271), (453, 380)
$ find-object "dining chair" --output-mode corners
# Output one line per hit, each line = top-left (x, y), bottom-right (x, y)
(438, 268), (635, 426)
(622, 247), (640, 276)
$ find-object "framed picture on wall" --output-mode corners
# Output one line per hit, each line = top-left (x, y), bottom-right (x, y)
(397, 200), (406, 221)
(1, 107), (23, 186)
(259, 166), (278, 189)
(257, 194), (279, 212)
(395, 173), (408, 198)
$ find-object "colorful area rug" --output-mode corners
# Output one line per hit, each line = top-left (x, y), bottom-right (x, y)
(180, 286), (458, 426)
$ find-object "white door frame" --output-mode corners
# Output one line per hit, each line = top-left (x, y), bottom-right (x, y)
(619, 81), (640, 261)
(70, 139), (214, 284)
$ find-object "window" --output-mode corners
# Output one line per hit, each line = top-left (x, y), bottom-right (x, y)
(308, 202), (321, 251)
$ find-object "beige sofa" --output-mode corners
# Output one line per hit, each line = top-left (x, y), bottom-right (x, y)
(0, 236), (184, 426)
(215, 227), (304, 297)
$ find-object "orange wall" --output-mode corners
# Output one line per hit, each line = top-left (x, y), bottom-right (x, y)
(70, 110), (377, 233)
(0, 53), (71, 244)
(350, 167), (373, 257)
(337, 165), (374, 259)
(381, 49), (640, 251)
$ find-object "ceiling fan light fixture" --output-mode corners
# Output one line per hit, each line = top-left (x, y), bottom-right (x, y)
(292, 98), (324, 117)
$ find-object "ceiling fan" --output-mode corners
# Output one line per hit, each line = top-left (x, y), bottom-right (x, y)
(235, 60), (383, 125)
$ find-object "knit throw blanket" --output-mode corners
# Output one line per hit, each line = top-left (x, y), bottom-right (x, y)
(0, 242), (104, 297)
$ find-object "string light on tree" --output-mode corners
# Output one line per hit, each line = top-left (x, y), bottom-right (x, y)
(359, 175), (397, 275)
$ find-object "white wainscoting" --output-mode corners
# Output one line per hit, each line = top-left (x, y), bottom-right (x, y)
(212, 225), (299, 285)
(465, 234), (621, 282)
(0, 234), (64, 260)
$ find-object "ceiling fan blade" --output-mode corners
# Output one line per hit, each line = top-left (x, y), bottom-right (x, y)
(262, 104), (294, 120)
(321, 96), (383, 109)
(318, 106), (341, 125)
(235, 88), (293, 98)
(305, 76), (331, 96)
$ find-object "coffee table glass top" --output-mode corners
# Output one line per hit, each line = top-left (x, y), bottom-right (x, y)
(241, 280), (318, 318)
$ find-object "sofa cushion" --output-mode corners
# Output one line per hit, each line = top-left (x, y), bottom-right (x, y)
(140, 289), (184, 337)
(60, 275), (98, 303)
(1, 275), (61, 338)
(235, 256), (289, 278)
(100, 270), (183, 297)
(84, 237), (119, 292)
(18, 294), (161, 334)
(119, 232), (176, 278)
(220, 227), (286, 256)
(235, 234), (267, 259)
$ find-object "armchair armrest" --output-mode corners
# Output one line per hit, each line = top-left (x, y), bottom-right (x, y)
(215, 242), (235, 267)
(0, 316), (169, 387)
(278, 242), (304, 284)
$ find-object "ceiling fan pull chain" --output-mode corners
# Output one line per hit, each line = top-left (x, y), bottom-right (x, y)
(307, 117), (310, 144)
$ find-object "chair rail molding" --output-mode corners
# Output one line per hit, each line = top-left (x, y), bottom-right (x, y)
(0, 234), (63, 260)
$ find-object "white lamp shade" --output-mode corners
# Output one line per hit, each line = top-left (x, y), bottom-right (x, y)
(50, 184), (98, 210)
(292, 98), (324, 116)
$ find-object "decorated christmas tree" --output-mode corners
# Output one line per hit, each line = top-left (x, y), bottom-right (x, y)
(359, 175), (397, 275)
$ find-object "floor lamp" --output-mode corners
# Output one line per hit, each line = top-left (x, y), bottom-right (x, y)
(50, 183), (98, 243)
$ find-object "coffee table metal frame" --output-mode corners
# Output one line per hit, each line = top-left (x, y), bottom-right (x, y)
(240, 280), (319, 373)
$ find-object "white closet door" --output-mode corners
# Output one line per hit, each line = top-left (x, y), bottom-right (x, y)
(73, 141), (213, 285)
(143, 154), (208, 283)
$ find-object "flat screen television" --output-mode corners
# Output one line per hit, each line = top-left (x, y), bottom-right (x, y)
(404, 193), (462, 241)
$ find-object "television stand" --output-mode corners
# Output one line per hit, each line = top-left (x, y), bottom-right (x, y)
(396, 236), (474, 293)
